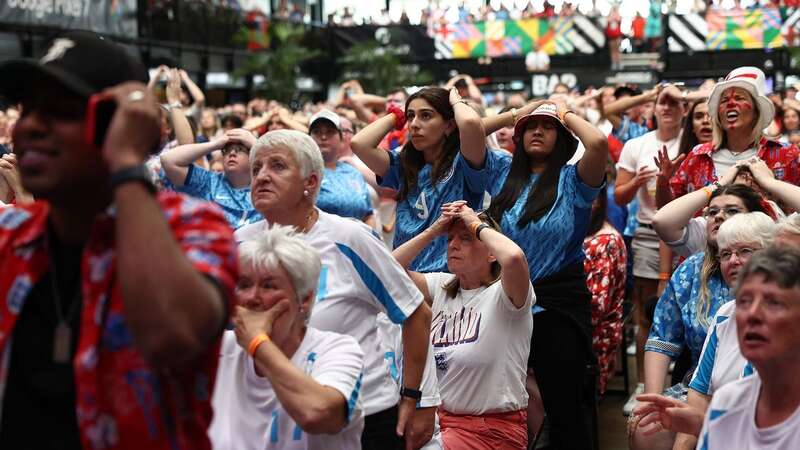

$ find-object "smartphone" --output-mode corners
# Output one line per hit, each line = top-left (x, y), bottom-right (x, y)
(85, 94), (117, 148)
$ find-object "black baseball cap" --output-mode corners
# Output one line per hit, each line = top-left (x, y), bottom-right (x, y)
(0, 30), (147, 102)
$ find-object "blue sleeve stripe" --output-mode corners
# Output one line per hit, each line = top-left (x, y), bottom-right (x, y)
(742, 362), (754, 377)
(346, 373), (363, 422)
(699, 433), (709, 450)
(316, 266), (328, 302)
(292, 424), (302, 441)
(335, 243), (409, 323)
(690, 324), (722, 394)
(270, 410), (279, 443)
(709, 409), (726, 421)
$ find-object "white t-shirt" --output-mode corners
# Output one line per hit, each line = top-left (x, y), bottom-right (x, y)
(689, 301), (750, 397)
(235, 210), (425, 415)
(665, 217), (707, 258)
(376, 313), (444, 450)
(711, 148), (757, 178)
(209, 329), (364, 450)
(697, 374), (800, 450)
(426, 272), (534, 415)
(616, 130), (681, 224)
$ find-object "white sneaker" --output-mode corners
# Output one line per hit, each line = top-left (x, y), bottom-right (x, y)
(623, 383), (644, 416)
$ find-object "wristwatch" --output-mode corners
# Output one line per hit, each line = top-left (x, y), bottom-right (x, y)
(163, 101), (182, 111)
(400, 387), (422, 401)
(110, 165), (156, 194)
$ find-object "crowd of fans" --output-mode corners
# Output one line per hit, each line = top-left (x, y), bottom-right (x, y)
(4, 28), (800, 450)
(318, 0), (793, 28)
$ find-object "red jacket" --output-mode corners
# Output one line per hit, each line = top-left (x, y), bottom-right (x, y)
(669, 138), (800, 198)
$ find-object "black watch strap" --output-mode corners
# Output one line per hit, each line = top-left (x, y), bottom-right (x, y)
(110, 165), (155, 194)
(400, 387), (422, 401)
(474, 223), (490, 241)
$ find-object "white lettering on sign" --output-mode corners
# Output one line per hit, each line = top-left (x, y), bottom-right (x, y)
(531, 73), (578, 97)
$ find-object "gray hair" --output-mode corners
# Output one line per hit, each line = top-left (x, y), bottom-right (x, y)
(250, 129), (325, 198)
(735, 245), (800, 296)
(776, 214), (800, 238)
(711, 89), (763, 149)
(238, 224), (321, 303)
(716, 212), (776, 251)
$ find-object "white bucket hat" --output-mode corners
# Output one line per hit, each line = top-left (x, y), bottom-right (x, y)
(707, 67), (775, 133)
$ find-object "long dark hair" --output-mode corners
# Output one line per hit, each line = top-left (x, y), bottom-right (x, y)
(398, 87), (460, 200)
(487, 120), (578, 227)
(677, 100), (706, 156)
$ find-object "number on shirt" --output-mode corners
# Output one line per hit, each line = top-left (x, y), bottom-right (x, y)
(414, 192), (429, 220)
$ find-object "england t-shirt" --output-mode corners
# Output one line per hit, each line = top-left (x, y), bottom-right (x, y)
(209, 328), (364, 450)
(178, 164), (263, 229)
(426, 272), (534, 415)
(616, 130), (681, 224)
(697, 374), (800, 450)
(689, 301), (749, 397)
(316, 161), (373, 220)
(378, 149), (509, 273)
(236, 210), (425, 415)
(665, 217), (707, 258)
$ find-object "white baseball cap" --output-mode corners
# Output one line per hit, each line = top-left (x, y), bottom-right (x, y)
(309, 109), (341, 131)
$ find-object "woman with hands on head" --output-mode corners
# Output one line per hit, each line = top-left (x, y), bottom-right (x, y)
(246, 106), (309, 135)
(487, 99), (608, 448)
(668, 67), (800, 201)
(653, 158), (800, 258)
(160, 127), (262, 229)
(210, 225), (365, 450)
(392, 201), (534, 450)
(350, 86), (496, 273)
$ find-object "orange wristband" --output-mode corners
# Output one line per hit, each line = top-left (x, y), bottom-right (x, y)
(658, 272), (671, 281)
(247, 333), (270, 356)
(468, 221), (481, 237)
(702, 186), (714, 201)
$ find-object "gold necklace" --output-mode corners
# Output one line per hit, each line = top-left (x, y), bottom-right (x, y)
(300, 208), (316, 233)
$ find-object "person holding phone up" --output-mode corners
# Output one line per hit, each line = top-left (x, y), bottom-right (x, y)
(0, 31), (238, 450)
